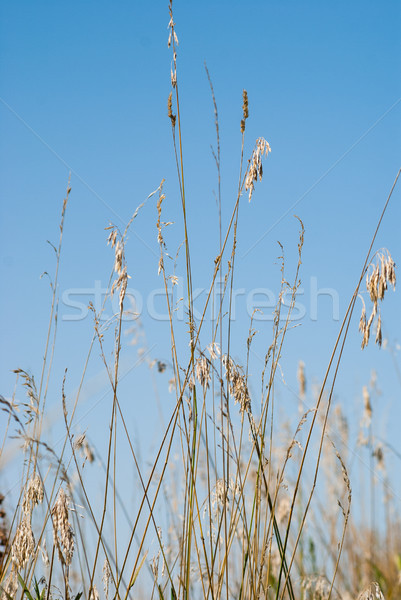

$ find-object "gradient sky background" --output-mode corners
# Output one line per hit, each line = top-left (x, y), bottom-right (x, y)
(1, 0), (401, 554)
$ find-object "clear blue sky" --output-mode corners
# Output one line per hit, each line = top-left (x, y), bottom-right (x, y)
(1, 0), (400, 539)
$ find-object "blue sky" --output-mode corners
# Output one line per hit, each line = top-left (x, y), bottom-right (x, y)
(1, 0), (401, 542)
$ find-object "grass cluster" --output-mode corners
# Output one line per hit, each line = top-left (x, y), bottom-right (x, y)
(1, 3), (400, 599)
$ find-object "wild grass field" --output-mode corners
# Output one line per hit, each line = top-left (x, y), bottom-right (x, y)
(1, 2), (401, 599)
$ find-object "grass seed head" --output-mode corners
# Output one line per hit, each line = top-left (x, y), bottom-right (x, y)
(361, 385), (372, 428)
(223, 355), (251, 415)
(195, 355), (211, 390)
(245, 137), (271, 202)
(51, 488), (74, 566)
(1, 569), (18, 600)
(167, 91), (176, 128)
(297, 360), (306, 400)
(11, 515), (35, 570)
(207, 342), (220, 360)
(360, 250), (396, 349)
(241, 89), (249, 133)
(103, 559), (111, 600)
(357, 582), (386, 600)
(22, 473), (44, 514)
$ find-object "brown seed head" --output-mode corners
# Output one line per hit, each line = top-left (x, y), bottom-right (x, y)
(242, 89), (249, 120)
(167, 91), (176, 128)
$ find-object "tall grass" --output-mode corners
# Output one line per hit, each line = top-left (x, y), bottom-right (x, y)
(1, 2), (400, 599)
